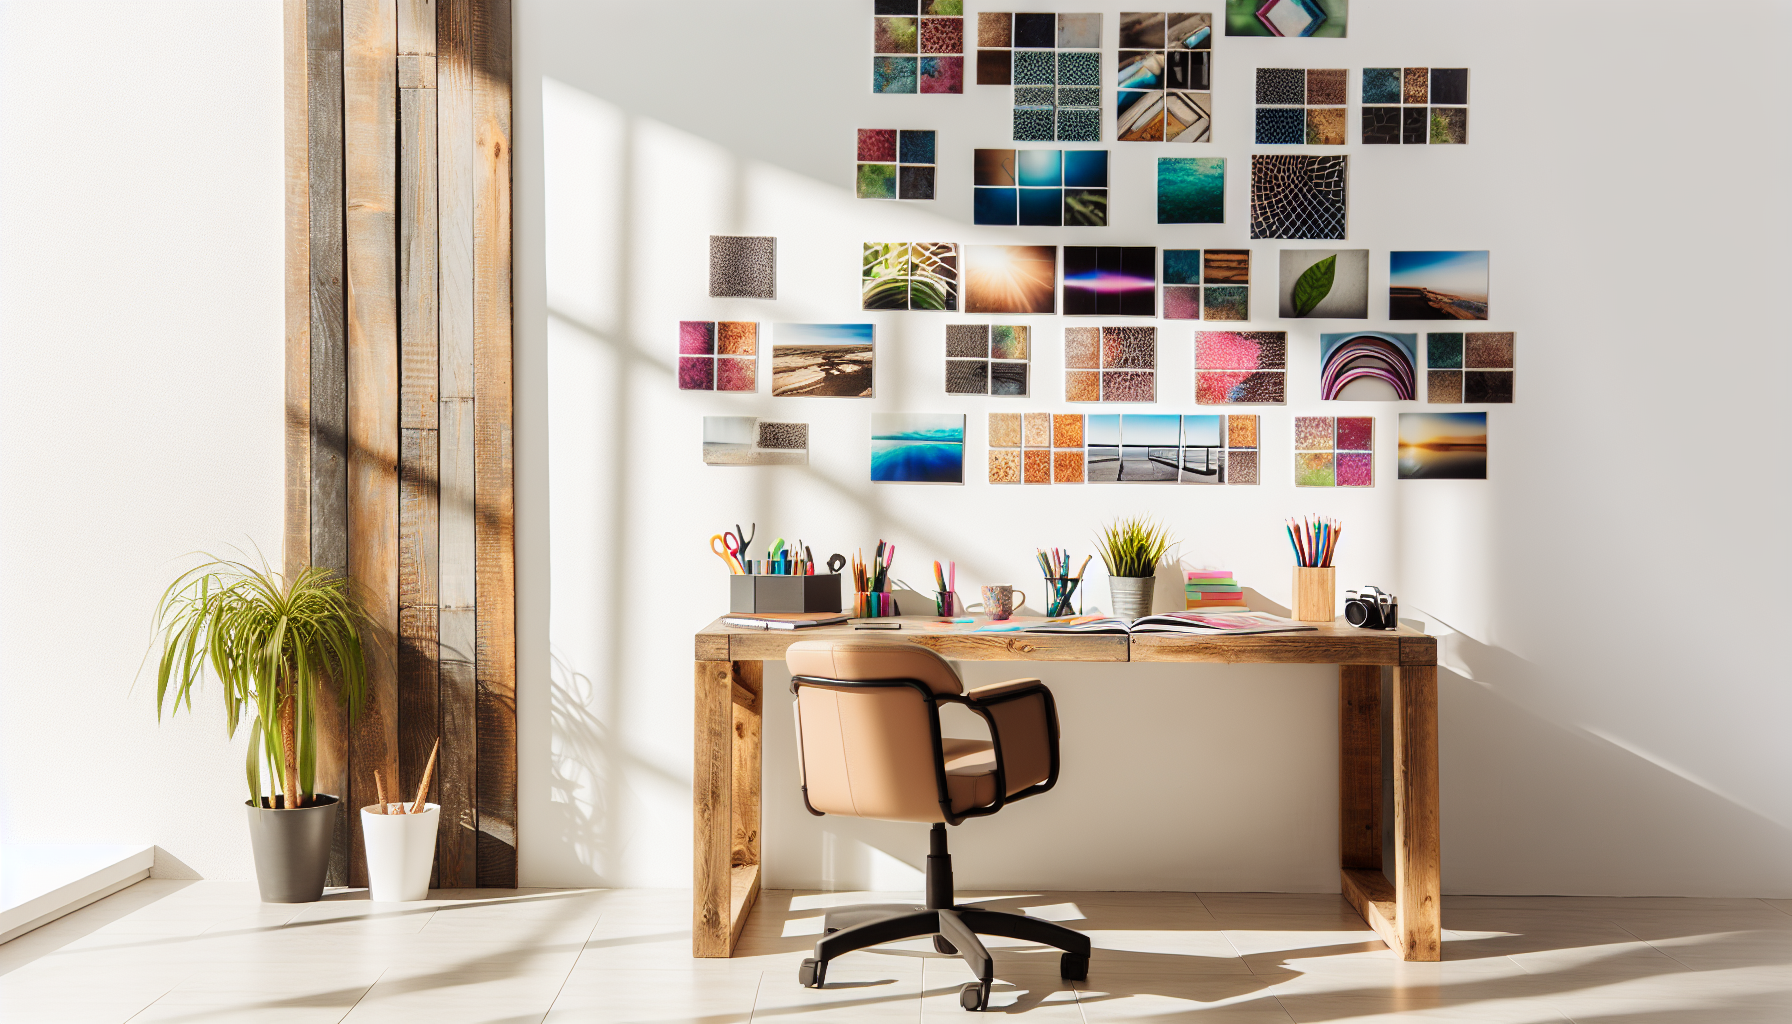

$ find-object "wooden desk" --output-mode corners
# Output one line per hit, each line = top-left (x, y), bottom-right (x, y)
(692, 616), (1440, 961)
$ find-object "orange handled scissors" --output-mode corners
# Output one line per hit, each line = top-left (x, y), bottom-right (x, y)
(710, 533), (745, 574)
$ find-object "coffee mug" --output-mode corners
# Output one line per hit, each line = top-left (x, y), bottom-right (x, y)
(979, 585), (1027, 621)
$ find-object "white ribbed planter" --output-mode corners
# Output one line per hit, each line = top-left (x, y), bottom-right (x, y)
(360, 804), (440, 902)
(1108, 574), (1155, 620)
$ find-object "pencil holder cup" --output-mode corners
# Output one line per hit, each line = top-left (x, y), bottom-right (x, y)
(1042, 576), (1082, 617)
(933, 591), (957, 616)
(854, 591), (896, 618)
(1292, 566), (1336, 622)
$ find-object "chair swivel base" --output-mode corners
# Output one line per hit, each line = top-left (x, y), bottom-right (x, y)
(798, 904), (1090, 1011)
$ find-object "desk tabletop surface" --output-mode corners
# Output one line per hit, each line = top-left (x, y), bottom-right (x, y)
(696, 615), (1436, 666)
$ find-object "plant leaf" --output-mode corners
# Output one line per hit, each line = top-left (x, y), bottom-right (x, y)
(1291, 254), (1337, 318)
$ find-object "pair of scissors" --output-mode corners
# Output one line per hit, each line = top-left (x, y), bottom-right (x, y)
(710, 533), (744, 574)
(734, 522), (756, 560)
(826, 553), (846, 575)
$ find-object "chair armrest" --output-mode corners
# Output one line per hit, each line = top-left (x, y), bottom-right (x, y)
(964, 679), (1058, 799)
(966, 677), (1044, 702)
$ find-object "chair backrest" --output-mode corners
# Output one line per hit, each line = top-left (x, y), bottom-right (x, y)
(786, 641), (961, 823)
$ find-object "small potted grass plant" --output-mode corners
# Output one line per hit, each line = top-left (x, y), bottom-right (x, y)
(1096, 516), (1174, 620)
(150, 557), (371, 902)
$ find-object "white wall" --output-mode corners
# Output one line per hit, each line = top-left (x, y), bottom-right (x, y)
(0, 3), (284, 878)
(519, 0), (1792, 897)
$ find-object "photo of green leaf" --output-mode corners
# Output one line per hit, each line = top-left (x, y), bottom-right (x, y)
(1291, 254), (1336, 317)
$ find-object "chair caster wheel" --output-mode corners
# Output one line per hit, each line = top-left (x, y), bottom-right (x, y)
(959, 981), (987, 1010)
(1060, 952), (1088, 981)
(934, 934), (958, 955)
(798, 957), (826, 988)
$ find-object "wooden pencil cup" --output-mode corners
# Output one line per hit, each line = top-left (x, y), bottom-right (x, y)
(1292, 566), (1336, 622)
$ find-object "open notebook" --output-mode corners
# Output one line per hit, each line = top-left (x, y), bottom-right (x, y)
(973, 611), (1316, 636)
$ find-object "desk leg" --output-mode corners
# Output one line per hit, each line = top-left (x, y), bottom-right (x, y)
(694, 660), (763, 958)
(1338, 665), (1397, 953)
(1392, 660), (1441, 961)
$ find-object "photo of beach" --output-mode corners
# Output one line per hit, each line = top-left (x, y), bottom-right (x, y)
(1389, 250), (1489, 320)
(1398, 412), (1486, 479)
(771, 324), (875, 397)
(1085, 413), (1120, 482)
(870, 413), (965, 483)
(1119, 413), (1180, 481)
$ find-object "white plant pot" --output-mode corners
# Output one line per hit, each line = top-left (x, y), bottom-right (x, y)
(360, 803), (439, 902)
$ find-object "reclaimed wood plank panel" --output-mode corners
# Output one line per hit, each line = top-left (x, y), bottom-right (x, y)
(398, 0), (434, 54)
(1339, 664), (1382, 871)
(472, 0), (516, 887)
(343, 0), (400, 888)
(728, 864), (760, 952)
(435, 0), (477, 887)
(731, 662), (762, 873)
(398, 54), (436, 88)
(283, 0), (311, 583)
(305, 0), (351, 888)
(397, 429), (439, 884)
(1131, 632), (1401, 665)
(694, 634), (730, 662)
(1393, 661), (1441, 961)
(1340, 868), (1400, 953)
(693, 661), (734, 957)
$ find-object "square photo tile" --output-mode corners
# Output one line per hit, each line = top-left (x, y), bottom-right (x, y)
(708, 235), (776, 298)
(1156, 157), (1224, 224)
(1118, 12), (1213, 143)
(965, 245), (1057, 314)
(1319, 331), (1417, 400)
(1279, 248), (1369, 318)
(1195, 331), (1286, 404)
(1250, 155), (1347, 240)
(858, 129), (937, 200)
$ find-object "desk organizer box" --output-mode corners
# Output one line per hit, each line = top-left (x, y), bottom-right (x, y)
(729, 574), (843, 614)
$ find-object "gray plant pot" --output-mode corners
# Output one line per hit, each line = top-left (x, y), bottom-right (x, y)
(1109, 574), (1155, 620)
(245, 794), (339, 903)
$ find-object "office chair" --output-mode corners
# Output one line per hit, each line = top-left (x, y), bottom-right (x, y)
(786, 640), (1090, 1011)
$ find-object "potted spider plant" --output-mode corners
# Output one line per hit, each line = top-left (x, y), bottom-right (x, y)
(1096, 516), (1174, 620)
(150, 558), (372, 902)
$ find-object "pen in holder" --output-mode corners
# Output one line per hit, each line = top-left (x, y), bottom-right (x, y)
(1042, 576), (1082, 617)
(855, 591), (895, 618)
(933, 591), (956, 617)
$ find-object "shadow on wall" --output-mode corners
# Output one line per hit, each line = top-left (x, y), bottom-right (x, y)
(1434, 620), (1792, 896)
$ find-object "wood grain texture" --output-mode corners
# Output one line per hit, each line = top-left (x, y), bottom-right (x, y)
(693, 661), (735, 957)
(1393, 662), (1441, 961)
(1401, 635), (1437, 666)
(435, 0), (477, 887)
(731, 661), (762, 873)
(397, 602), (439, 885)
(399, 85), (439, 428)
(1292, 567), (1336, 622)
(305, 0), (351, 888)
(1340, 868), (1400, 953)
(283, 0), (311, 583)
(472, 0), (516, 887)
(343, 0), (400, 888)
(398, 54), (436, 88)
(728, 864), (760, 952)
(1339, 664), (1382, 871)
(398, 0), (435, 54)
(1130, 630), (1401, 665)
(694, 634), (729, 661)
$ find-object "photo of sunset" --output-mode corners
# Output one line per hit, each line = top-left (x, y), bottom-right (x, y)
(1398, 411), (1486, 478)
(965, 244), (1058, 314)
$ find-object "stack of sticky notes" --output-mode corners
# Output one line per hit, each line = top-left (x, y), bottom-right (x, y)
(1186, 570), (1246, 611)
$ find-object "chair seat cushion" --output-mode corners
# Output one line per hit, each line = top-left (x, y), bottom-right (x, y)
(941, 738), (998, 813)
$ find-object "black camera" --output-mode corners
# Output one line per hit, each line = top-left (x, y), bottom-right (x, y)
(1344, 586), (1398, 630)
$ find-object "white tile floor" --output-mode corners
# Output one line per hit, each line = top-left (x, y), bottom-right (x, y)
(2, 882), (1790, 1023)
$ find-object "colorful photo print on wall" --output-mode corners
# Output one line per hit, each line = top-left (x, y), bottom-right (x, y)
(874, 2), (963, 94)
(702, 416), (808, 466)
(990, 411), (1086, 484)
(862, 243), (960, 311)
(1390, 250), (1488, 320)
(1362, 68), (1467, 144)
(1164, 250), (1252, 321)
(1253, 68), (1347, 144)
(1156, 157), (1224, 224)
(1278, 248), (1368, 318)
(972, 149), (1109, 226)
(677, 321), (757, 392)
(1293, 415), (1373, 487)
(1063, 246), (1156, 316)
(857, 129), (937, 200)
(1225, 0), (1347, 37)
(708, 235), (776, 298)
(1195, 332), (1286, 404)
(1064, 326), (1157, 402)
(1250, 155), (1347, 240)
(1399, 412), (1486, 479)
(991, 13), (1103, 140)
(770, 324), (875, 397)
(1319, 331), (1417, 401)
(1117, 12), (1213, 143)
(944, 324), (1031, 396)
(965, 245), (1058, 314)
(871, 413), (965, 484)
(1426, 332), (1514, 403)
